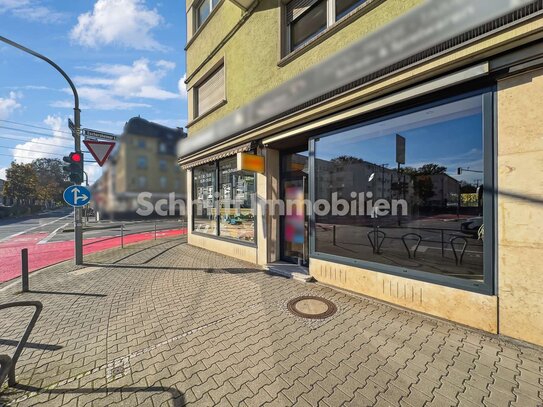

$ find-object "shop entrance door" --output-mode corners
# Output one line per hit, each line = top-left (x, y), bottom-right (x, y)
(280, 149), (309, 265)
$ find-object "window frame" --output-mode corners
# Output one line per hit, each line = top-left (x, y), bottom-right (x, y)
(191, 157), (257, 247)
(137, 156), (148, 170)
(195, 0), (218, 31)
(308, 89), (496, 295)
(193, 61), (226, 121)
(281, 0), (381, 61)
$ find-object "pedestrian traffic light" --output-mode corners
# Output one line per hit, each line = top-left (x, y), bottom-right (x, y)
(63, 152), (84, 184)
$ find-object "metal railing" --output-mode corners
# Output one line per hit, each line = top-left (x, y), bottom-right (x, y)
(82, 219), (187, 250)
(0, 301), (43, 387)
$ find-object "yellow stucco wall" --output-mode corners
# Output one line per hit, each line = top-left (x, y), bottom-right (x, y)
(185, 0), (423, 130)
(497, 68), (543, 347)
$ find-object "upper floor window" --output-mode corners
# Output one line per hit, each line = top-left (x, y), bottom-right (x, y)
(196, 0), (219, 30)
(195, 64), (225, 119)
(137, 156), (148, 169)
(158, 142), (168, 154)
(137, 139), (146, 148)
(285, 0), (367, 53)
(160, 176), (168, 189)
(159, 160), (168, 171)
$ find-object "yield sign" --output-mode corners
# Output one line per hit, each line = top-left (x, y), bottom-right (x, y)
(83, 139), (115, 166)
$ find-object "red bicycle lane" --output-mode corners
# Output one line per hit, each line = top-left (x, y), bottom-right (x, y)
(0, 229), (187, 283)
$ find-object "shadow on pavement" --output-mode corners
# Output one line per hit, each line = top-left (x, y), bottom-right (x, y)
(27, 290), (107, 298)
(0, 385), (184, 406)
(0, 339), (62, 351)
(83, 263), (264, 274)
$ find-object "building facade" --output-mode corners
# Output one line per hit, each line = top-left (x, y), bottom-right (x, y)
(94, 117), (187, 219)
(181, 0), (543, 346)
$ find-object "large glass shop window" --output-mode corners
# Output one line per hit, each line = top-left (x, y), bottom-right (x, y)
(219, 157), (256, 242)
(193, 163), (217, 235)
(314, 95), (487, 282)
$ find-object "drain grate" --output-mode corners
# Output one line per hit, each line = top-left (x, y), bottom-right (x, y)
(287, 296), (337, 320)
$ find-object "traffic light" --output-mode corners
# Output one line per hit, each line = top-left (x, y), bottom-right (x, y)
(63, 152), (84, 184)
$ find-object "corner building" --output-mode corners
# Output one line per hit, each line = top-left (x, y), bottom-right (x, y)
(180, 0), (543, 346)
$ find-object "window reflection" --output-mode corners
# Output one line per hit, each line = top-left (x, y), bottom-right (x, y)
(314, 95), (485, 281)
(193, 163), (217, 235)
(219, 157), (256, 242)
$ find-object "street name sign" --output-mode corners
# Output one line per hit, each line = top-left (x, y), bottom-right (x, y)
(63, 185), (91, 207)
(83, 139), (115, 166)
(82, 128), (118, 141)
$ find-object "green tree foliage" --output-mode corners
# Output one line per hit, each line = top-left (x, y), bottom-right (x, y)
(3, 162), (38, 200)
(32, 158), (71, 202)
(2, 158), (69, 204)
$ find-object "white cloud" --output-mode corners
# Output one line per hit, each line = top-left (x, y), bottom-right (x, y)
(10, 115), (67, 163)
(0, 167), (6, 180)
(52, 59), (180, 110)
(178, 74), (187, 99)
(70, 0), (165, 51)
(0, 0), (65, 23)
(0, 91), (22, 120)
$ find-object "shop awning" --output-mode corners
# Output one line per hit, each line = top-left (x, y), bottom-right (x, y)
(179, 141), (254, 170)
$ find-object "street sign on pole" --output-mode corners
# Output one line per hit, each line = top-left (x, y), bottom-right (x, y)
(81, 128), (118, 141)
(63, 185), (91, 207)
(83, 139), (115, 166)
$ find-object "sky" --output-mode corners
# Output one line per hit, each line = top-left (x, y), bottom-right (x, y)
(0, 0), (187, 184)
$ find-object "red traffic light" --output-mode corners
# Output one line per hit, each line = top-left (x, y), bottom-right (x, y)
(70, 152), (83, 162)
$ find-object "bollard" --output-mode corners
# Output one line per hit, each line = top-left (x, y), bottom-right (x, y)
(154, 222), (157, 240)
(121, 224), (124, 249)
(21, 248), (29, 292)
(333, 225), (337, 246)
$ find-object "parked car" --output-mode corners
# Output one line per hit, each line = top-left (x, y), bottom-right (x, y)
(461, 217), (483, 237)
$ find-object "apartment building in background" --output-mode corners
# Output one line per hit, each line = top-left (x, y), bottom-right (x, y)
(93, 117), (187, 219)
(179, 0), (543, 346)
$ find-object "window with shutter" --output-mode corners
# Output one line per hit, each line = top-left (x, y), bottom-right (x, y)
(195, 64), (225, 118)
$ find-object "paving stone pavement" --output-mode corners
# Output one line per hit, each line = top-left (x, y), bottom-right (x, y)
(0, 237), (542, 407)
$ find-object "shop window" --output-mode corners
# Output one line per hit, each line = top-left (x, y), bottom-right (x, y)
(312, 93), (492, 292)
(193, 163), (217, 235)
(218, 157), (256, 242)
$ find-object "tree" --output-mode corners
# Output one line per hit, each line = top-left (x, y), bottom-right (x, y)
(3, 162), (38, 201)
(32, 158), (70, 203)
(417, 163), (447, 175)
(331, 155), (364, 164)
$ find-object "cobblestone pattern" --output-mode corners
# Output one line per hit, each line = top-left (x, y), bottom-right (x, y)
(0, 237), (542, 406)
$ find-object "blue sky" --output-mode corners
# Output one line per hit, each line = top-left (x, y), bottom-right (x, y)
(0, 0), (187, 183)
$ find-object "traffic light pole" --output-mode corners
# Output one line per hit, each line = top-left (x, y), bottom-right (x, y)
(0, 35), (84, 265)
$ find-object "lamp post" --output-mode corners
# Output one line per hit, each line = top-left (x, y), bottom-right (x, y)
(0, 35), (84, 265)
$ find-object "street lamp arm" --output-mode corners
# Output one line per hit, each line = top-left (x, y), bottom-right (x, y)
(0, 35), (79, 109)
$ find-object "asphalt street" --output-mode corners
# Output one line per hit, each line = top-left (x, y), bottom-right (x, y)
(0, 207), (73, 243)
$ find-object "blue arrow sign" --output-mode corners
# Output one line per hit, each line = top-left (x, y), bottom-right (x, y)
(63, 185), (91, 207)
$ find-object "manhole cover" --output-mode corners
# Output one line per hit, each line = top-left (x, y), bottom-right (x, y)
(287, 296), (337, 319)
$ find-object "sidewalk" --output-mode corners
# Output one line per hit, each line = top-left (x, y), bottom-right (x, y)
(0, 237), (541, 406)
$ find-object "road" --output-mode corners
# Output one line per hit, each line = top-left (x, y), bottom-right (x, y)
(0, 209), (186, 283)
(0, 207), (73, 242)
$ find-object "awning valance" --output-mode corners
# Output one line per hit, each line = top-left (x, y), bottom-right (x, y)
(179, 141), (254, 170)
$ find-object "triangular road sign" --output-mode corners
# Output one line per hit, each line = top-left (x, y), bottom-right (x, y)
(83, 139), (115, 166)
